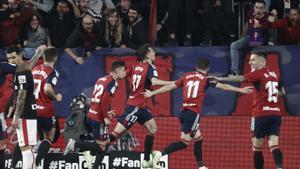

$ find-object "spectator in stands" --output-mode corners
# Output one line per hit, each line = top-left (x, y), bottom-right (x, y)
(0, 0), (34, 47)
(64, 14), (103, 64)
(19, 14), (50, 49)
(124, 5), (148, 49)
(156, 0), (168, 46)
(101, 9), (125, 48)
(269, 8), (300, 45)
(200, 0), (236, 46)
(25, 0), (54, 14)
(167, 0), (197, 46)
(68, 0), (101, 22)
(45, 0), (76, 48)
(89, 0), (115, 17)
(229, 0), (272, 75)
(116, 0), (131, 26)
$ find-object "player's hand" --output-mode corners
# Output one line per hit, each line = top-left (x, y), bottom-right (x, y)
(104, 118), (111, 126)
(278, 87), (286, 96)
(36, 45), (47, 57)
(240, 86), (254, 94)
(56, 94), (63, 102)
(11, 116), (19, 129)
(75, 57), (85, 64)
(143, 89), (153, 98)
(270, 9), (277, 16)
(107, 110), (115, 119)
(157, 24), (162, 31)
(7, 105), (15, 118)
(253, 19), (262, 28)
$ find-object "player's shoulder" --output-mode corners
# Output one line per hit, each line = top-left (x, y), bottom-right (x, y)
(183, 71), (207, 79)
(97, 75), (112, 83)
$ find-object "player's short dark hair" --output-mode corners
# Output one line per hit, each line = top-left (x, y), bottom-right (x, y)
(111, 61), (125, 71)
(7, 45), (22, 55)
(44, 47), (57, 62)
(197, 58), (210, 70)
(251, 51), (267, 59)
(137, 43), (153, 60)
(254, 0), (265, 6)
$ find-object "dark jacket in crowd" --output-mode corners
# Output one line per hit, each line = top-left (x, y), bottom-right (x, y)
(124, 17), (148, 49)
(64, 21), (103, 51)
(45, 9), (76, 48)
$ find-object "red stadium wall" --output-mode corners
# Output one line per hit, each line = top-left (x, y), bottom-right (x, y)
(5, 117), (300, 169)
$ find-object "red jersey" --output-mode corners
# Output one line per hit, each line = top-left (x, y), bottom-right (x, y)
(88, 75), (117, 122)
(32, 64), (59, 118)
(126, 62), (158, 108)
(244, 67), (281, 117)
(175, 71), (212, 113)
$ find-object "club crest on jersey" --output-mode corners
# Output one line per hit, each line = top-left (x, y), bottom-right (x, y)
(18, 75), (26, 84)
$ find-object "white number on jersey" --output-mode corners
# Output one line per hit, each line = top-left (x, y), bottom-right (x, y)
(186, 80), (200, 98)
(33, 79), (42, 99)
(132, 74), (142, 91)
(265, 81), (279, 103)
(91, 84), (104, 103)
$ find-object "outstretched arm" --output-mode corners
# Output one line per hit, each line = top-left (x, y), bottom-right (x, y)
(151, 77), (175, 86)
(144, 82), (177, 98)
(209, 75), (246, 83)
(215, 82), (253, 94)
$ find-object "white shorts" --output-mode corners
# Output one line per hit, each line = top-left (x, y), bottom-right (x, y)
(16, 119), (37, 147)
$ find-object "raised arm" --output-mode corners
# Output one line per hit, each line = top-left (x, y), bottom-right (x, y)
(17, 45), (46, 72)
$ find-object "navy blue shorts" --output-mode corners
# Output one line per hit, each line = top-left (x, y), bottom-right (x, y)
(179, 110), (200, 136)
(251, 115), (281, 138)
(88, 118), (108, 141)
(118, 105), (153, 129)
(37, 116), (56, 132)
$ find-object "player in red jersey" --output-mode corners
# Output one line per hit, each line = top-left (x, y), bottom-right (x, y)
(210, 52), (284, 169)
(64, 61), (127, 169)
(144, 58), (253, 169)
(108, 44), (174, 168)
(32, 47), (62, 166)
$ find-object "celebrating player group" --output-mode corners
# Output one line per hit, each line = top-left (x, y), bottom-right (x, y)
(0, 44), (284, 169)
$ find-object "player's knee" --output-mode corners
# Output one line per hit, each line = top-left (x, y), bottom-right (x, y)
(252, 139), (264, 151)
(180, 138), (191, 146)
(268, 135), (280, 152)
(193, 134), (203, 142)
(147, 126), (157, 135)
(252, 145), (263, 151)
